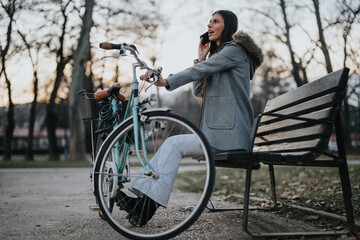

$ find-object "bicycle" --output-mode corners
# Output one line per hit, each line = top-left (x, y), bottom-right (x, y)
(78, 42), (215, 239)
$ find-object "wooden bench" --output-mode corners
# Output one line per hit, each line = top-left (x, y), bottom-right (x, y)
(213, 68), (354, 238)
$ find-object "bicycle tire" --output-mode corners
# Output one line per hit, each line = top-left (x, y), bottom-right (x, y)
(94, 133), (115, 220)
(94, 111), (215, 239)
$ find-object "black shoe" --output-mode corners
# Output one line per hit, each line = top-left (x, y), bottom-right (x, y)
(115, 190), (137, 214)
(128, 196), (159, 227)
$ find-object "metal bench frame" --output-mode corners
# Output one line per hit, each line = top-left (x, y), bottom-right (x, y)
(212, 68), (355, 238)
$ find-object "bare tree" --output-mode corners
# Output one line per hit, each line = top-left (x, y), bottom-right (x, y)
(337, 0), (360, 71)
(91, 0), (165, 88)
(17, 29), (41, 160)
(45, 0), (74, 160)
(0, 0), (22, 160)
(325, 0), (360, 150)
(68, 0), (94, 161)
(249, 0), (307, 87)
(312, 0), (333, 73)
(279, 0), (307, 86)
(251, 46), (291, 115)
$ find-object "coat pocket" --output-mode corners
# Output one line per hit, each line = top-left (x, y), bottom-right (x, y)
(206, 96), (235, 130)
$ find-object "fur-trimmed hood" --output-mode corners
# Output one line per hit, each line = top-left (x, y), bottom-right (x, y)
(232, 31), (263, 69)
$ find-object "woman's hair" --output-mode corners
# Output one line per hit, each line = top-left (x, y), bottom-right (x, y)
(209, 10), (238, 55)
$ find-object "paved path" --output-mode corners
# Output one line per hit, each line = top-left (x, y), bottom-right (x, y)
(0, 168), (320, 239)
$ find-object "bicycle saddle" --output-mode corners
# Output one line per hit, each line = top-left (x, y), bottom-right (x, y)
(94, 82), (126, 102)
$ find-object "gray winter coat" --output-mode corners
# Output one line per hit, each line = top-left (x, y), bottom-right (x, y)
(166, 31), (263, 151)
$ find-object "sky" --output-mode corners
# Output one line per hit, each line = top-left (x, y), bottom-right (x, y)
(0, 0), (358, 106)
(1, 0), (251, 105)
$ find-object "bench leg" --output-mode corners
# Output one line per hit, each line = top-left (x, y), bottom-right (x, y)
(268, 164), (278, 207)
(339, 161), (355, 233)
(242, 165), (252, 235)
(206, 168), (257, 212)
(336, 114), (355, 233)
(242, 162), (355, 238)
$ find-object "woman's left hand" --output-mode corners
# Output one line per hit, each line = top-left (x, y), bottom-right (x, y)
(140, 71), (168, 87)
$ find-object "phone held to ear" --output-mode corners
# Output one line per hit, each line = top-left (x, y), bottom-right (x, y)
(200, 32), (209, 45)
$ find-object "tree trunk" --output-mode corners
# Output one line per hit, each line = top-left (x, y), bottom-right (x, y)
(46, 106), (60, 160)
(68, 0), (95, 162)
(26, 71), (38, 160)
(1, 2), (16, 161)
(45, 5), (70, 161)
(4, 71), (14, 161)
(279, 0), (304, 87)
(4, 106), (14, 161)
(343, 96), (351, 151)
(312, 0), (333, 73)
(46, 61), (65, 160)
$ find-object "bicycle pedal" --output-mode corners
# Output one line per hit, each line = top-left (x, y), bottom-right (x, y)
(89, 204), (101, 212)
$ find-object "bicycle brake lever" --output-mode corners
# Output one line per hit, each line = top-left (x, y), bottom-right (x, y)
(101, 49), (127, 60)
(101, 52), (123, 60)
(144, 67), (162, 92)
(145, 78), (158, 92)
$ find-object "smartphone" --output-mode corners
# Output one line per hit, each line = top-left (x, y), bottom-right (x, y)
(200, 32), (209, 45)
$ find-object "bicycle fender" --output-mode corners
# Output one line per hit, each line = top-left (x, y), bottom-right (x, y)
(141, 108), (171, 114)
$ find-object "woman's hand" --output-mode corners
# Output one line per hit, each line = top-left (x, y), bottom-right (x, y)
(198, 38), (210, 61)
(140, 71), (168, 87)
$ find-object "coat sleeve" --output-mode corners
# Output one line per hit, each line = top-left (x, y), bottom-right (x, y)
(166, 43), (243, 91)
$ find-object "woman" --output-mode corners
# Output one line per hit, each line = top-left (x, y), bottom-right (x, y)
(117, 10), (263, 227)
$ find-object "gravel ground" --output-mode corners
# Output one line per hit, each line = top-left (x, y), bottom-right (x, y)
(0, 168), (321, 239)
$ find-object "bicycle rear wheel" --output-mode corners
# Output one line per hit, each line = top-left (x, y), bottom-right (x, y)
(92, 133), (115, 220)
(94, 111), (215, 239)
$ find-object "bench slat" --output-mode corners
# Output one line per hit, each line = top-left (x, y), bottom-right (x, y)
(257, 108), (332, 135)
(253, 139), (323, 153)
(255, 125), (325, 145)
(263, 68), (349, 113)
(261, 93), (335, 123)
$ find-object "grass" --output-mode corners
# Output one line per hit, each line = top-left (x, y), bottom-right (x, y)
(0, 154), (90, 168)
(178, 163), (360, 227)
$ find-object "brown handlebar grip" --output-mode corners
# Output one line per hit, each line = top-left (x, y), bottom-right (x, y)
(94, 82), (125, 101)
(94, 90), (110, 100)
(99, 42), (112, 49)
(94, 90), (126, 102)
(99, 42), (121, 50)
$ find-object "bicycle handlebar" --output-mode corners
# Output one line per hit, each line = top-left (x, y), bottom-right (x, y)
(99, 42), (162, 86)
(99, 42), (138, 53)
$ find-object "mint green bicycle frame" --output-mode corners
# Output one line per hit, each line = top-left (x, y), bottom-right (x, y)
(110, 60), (157, 183)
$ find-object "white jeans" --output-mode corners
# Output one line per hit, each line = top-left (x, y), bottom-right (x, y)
(129, 134), (203, 207)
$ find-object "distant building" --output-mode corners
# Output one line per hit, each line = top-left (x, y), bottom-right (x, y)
(0, 101), (69, 154)
(0, 128), (69, 154)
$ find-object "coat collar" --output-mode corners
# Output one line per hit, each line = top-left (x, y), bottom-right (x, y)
(232, 31), (263, 69)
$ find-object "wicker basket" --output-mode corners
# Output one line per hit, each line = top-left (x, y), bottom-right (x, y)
(76, 89), (100, 120)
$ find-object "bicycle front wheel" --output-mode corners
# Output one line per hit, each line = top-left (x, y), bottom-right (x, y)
(94, 111), (215, 239)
